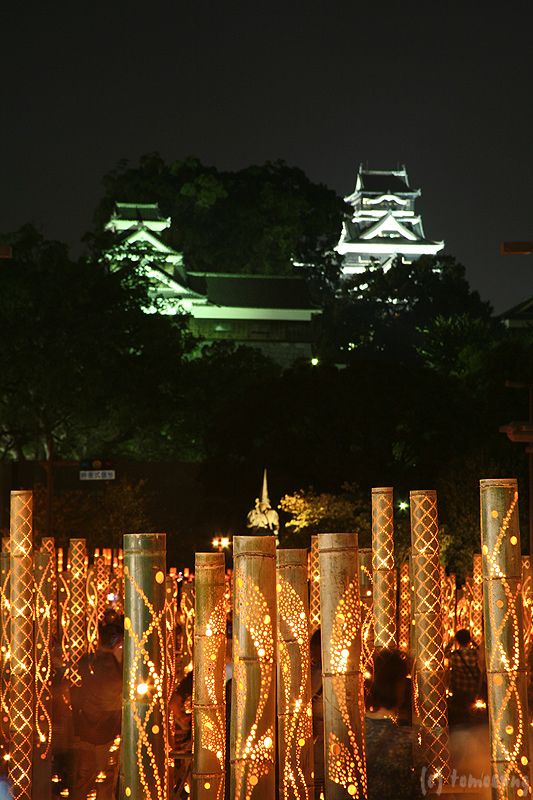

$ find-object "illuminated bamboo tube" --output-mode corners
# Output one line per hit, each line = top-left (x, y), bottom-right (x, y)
(0, 548), (11, 756)
(398, 559), (411, 653)
(230, 535), (277, 800)
(40, 538), (57, 640)
(86, 565), (99, 656)
(276, 549), (313, 800)
(309, 535), (321, 635)
(33, 549), (53, 798)
(122, 533), (168, 800)
(192, 553), (227, 800)
(318, 533), (366, 800)
(371, 487), (396, 649)
(180, 581), (195, 677)
(9, 490), (34, 800)
(521, 556), (532, 662)
(471, 553), (483, 645)
(165, 574), (178, 756)
(95, 555), (110, 623)
(440, 571), (456, 652)
(480, 479), (530, 799)
(67, 539), (87, 686)
(410, 490), (450, 783)
(358, 547), (374, 679)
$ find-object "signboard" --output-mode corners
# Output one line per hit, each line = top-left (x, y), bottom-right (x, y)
(79, 470), (116, 481)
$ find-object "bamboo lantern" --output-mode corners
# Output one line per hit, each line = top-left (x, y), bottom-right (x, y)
(358, 548), (374, 679)
(86, 565), (99, 656)
(471, 554), (483, 645)
(33, 549), (53, 797)
(165, 574), (178, 756)
(309, 535), (321, 635)
(122, 533), (168, 800)
(0, 549), (10, 755)
(440, 571), (456, 652)
(58, 570), (70, 672)
(180, 581), (195, 677)
(192, 553), (227, 800)
(398, 560), (411, 653)
(371, 487), (397, 649)
(318, 533), (366, 800)
(480, 479), (530, 799)
(456, 581), (471, 632)
(410, 490), (450, 783)
(521, 556), (532, 662)
(276, 549), (313, 800)
(95, 555), (110, 623)
(230, 535), (277, 800)
(67, 539), (87, 686)
(9, 490), (34, 800)
(40, 538), (57, 639)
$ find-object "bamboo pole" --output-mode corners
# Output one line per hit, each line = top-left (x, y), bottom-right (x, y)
(33, 549), (52, 798)
(309, 535), (321, 635)
(440, 570), (456, 652)
(67, 539), (87, 686)
(471, 553), (483, 645)
(480, 478), (530, 799)
(40, 538), (57, 641)
(276, 549), (313, 800)
(230, 535), (277, 800)
(86, 565), (99, 656)
(95, 555), (110, 623)
(165, 574), (178, 756)
(192, 552), (227, 800)
(9, 490), (34, 800)
(398, 559), (411, 653)
(318, 533), (366, 800)
(358, 547), (374, 679)
(521, 556), (532, 664)
(410, 490), (450, 783)
(180, 581), (195, 677)
(0, 548), (10, 759)
(58, 569), (70, 673)
(122, 533), (168, 800)
(371, 487), (396, 649)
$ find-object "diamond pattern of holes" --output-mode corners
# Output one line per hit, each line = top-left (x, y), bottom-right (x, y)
(124, 566), (168, 800)
(372, 492), (394, 573)
(34, 554), (53, 759)
(67, 541), (87, 686)
(9, 492), (34, 799)
(309, 538), (320, 634)
(483, 492), (529, 792)
(373, 579), (396, 649)
(440, 570), (456, 650)
(0, 556), (11, 742)
(398, 562), (411, 652)
(411, 493), (449, 781)
(95, 557), (110, 624)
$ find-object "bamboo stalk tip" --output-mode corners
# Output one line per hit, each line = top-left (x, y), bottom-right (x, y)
(480, 478), (517, 490)
(233, 535), (276, 557)
(195, 552), (225, 568)
(276, 548), (308, 567)
(317, 532), (358, 552)
(123, 532), (167, 553)
(371, 487), (394, 494)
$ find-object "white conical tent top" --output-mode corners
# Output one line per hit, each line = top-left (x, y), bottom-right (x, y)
(261, 468), (270, 507)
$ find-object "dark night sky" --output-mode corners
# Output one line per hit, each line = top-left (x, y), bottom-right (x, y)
(2, 1), (533, 311)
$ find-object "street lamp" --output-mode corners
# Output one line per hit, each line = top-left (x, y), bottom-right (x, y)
(212, 537), (231, 552)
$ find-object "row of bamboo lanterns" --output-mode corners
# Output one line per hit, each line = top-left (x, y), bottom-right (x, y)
(0, 480), (531, 799)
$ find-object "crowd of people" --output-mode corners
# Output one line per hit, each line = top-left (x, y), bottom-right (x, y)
(42, 616), (492, 799)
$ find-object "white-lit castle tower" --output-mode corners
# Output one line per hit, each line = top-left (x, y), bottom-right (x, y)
(335, 165), (444, 276)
